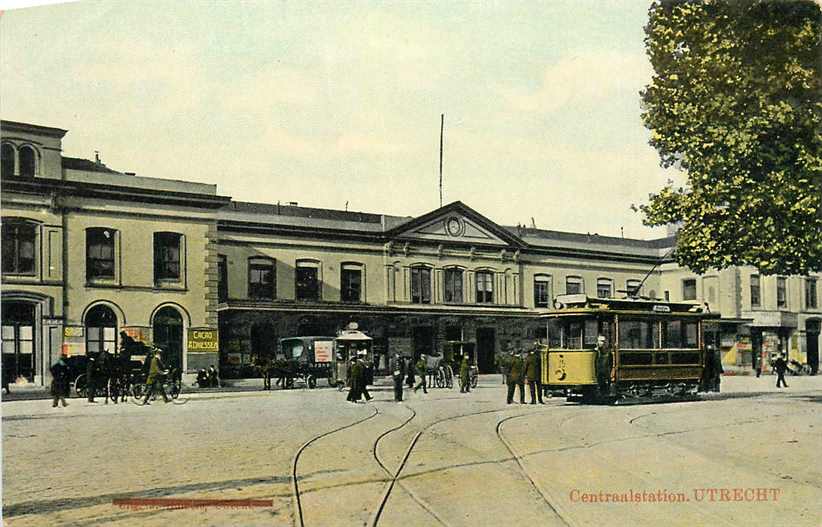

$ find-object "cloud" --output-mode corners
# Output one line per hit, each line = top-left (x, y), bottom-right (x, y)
(501, 52), (652, 114)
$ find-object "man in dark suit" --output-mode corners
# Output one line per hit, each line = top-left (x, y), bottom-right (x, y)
(525, 345), (544, 404)
(506, 349), (525, 404)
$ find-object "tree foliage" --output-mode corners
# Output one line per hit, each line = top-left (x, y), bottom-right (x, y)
(639, 0), (822, 275)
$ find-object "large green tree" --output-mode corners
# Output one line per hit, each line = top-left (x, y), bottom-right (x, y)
(639, 0), (822, 275)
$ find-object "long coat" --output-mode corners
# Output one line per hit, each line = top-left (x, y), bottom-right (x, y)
(146, 355), (166, 385)
(524, 352), (540, 382)
(50, 359), (71, 397)
(389, 356), (406, 380)
(459, 358), (470, 384)
(508, 355), (524, 384)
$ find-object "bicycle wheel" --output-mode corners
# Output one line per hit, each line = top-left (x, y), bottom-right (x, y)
(131, 383), (145, 399)
(471, 373), (478, 389)
(445, 366), (454, 389)
(435, 370), (444, 388)
(74, 374), (87, 398)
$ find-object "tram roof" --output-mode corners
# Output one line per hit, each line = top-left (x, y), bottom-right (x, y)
(541, 294), (720, 318)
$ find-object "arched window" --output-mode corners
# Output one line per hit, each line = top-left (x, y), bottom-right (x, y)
(295, 260), (321, 301)
(248, 257), (275, 300)
(475, 270), (494, 304)
(443, 267), (464, 303)
(86, 228), (116, 280)
(596, 278), (613, 299)
(18, 146), (35, 177)
(1, 143), (15, 177)
(533, 274), (551, 307)
(410, 265), (432, 304)
(340, 263), (363, 303)
(85, 304), (117, 355)
(566, 276), (584, 295)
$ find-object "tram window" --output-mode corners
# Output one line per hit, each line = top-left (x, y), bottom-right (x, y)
(620, 352), (653, 365)
(584, 320), (599, 347)
(662, 320), (699, 349)
(566, 321), (583, 349)
(654, 352), (669, 365)
(619, 319), (657, 349)
(671, 351), (700, 364)
(546, 319), (562, 348)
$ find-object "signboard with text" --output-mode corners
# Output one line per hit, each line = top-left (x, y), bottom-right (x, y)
(314, 340), (333, 362)
(187, 328), (219, 352)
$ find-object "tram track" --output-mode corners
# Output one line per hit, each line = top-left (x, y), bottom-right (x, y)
(291, 406), (380, 527)
(371, 406), (530, 527)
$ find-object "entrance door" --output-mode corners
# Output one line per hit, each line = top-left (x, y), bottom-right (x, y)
(153, 307), (183, 373)
(251, 323), (277, 364)
(807, 320), (820, 375)
(476, 327), (496, 373)
(1, 301), (36, 382)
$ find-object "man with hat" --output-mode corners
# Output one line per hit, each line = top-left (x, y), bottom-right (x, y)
(357, 349), (373, 401)
(524, 343), (544, 404)
(390, 352), (406, 402)
(414, 354), (429, 394)
(596, 335), (613, 396)
(506, 348), (525, 404)
(142, 348), (170, 405)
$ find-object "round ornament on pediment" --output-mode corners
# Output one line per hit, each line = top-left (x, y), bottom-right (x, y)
(445, 216), (465, 237)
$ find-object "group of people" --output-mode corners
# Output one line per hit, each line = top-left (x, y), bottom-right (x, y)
(346, 350), (373, 403)
(195, 366), (221, 389)
(505, 344), (547, 404)
(383, 352), (474, 403)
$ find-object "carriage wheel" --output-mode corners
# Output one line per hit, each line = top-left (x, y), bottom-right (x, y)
(435, 370), (445, 388)
(169, 380), (181, 399)
(285, 377), (294, 389)
(471, 373), (478, 389)
(307, 375), (317, 389)
(74, 374), (87, 398)
(131, 383), (145, 399)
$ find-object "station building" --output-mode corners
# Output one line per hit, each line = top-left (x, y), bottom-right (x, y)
(2, 120), (820, 385)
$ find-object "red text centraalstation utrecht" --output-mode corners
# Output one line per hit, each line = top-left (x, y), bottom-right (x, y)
(569, 488), (781, 504)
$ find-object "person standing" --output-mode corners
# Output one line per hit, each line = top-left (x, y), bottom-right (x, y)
(390, 353), (405, 402)
(347, 356), (363, 402)
(405, 356), (416, 389)
(506, 349), (525, 404)
(142, 350), (170, 405)
(414, 354), (429, 394)
(710, 345), (724, 392)
(86, 353), (98, 403)
(50, 352), (71, 408)
(459, 355), (471, 393)
(358, 351), (373, 401)
(525, 346), (544, 404)
(774, 353), (789, 388)
(595, 336), (613, 397)
(97, 349), (114, 404)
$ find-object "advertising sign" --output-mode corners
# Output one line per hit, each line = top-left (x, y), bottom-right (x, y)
(187, 328), (219, 352)
(314, 340), (333, 362)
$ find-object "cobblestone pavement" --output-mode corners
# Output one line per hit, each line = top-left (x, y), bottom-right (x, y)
(3, 376), (821, 527)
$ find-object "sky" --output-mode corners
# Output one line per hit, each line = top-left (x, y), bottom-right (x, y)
(0, 0), (680, 239)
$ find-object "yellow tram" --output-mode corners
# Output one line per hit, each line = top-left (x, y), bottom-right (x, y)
(540, 294), (720, 403)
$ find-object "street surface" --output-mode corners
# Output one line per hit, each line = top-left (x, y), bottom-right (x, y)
(3, 375), (821, 527)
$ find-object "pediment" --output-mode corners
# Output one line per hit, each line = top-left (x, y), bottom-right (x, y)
(387, 201), (525, 248)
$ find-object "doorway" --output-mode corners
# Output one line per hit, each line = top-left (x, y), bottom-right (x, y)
(807, 320), (820, 375)
(413, 326), (434, 359)
(153, 307), (183, 372)
(1, 301), (36, 382)
(476, 327), (496, 373)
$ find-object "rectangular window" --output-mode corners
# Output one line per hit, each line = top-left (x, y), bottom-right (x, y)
(154, 232), (182, 281)
(248, 259), (275, 300)
(626, 279), (642, 297)
(411, 267), (431, 304)
(534, 277), (551, 307)
(1, 223), (36, 274)
(341, 267), (362, 302)
(682, 279), (697, 301)
(296, 265), (320, 301)
(777, 277), (787, 308)
(444, 268), (463, 303)
(596, 278), (612, 299)
(662, 320), (698, 349)
(217, 255), (228, 302)
(475, 271), (494, 304)
(619, 319), (658, 349)
(805, 278), (817, 309)
(566, 276), (583, 295)
(86, 228), (115, 280)
(750, 275), (761, 307)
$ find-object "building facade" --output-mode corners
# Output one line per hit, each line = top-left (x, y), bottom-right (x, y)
(2, 120), (819, 385)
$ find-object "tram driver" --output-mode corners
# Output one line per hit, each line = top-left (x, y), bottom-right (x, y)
(595, 335), (613, 396)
